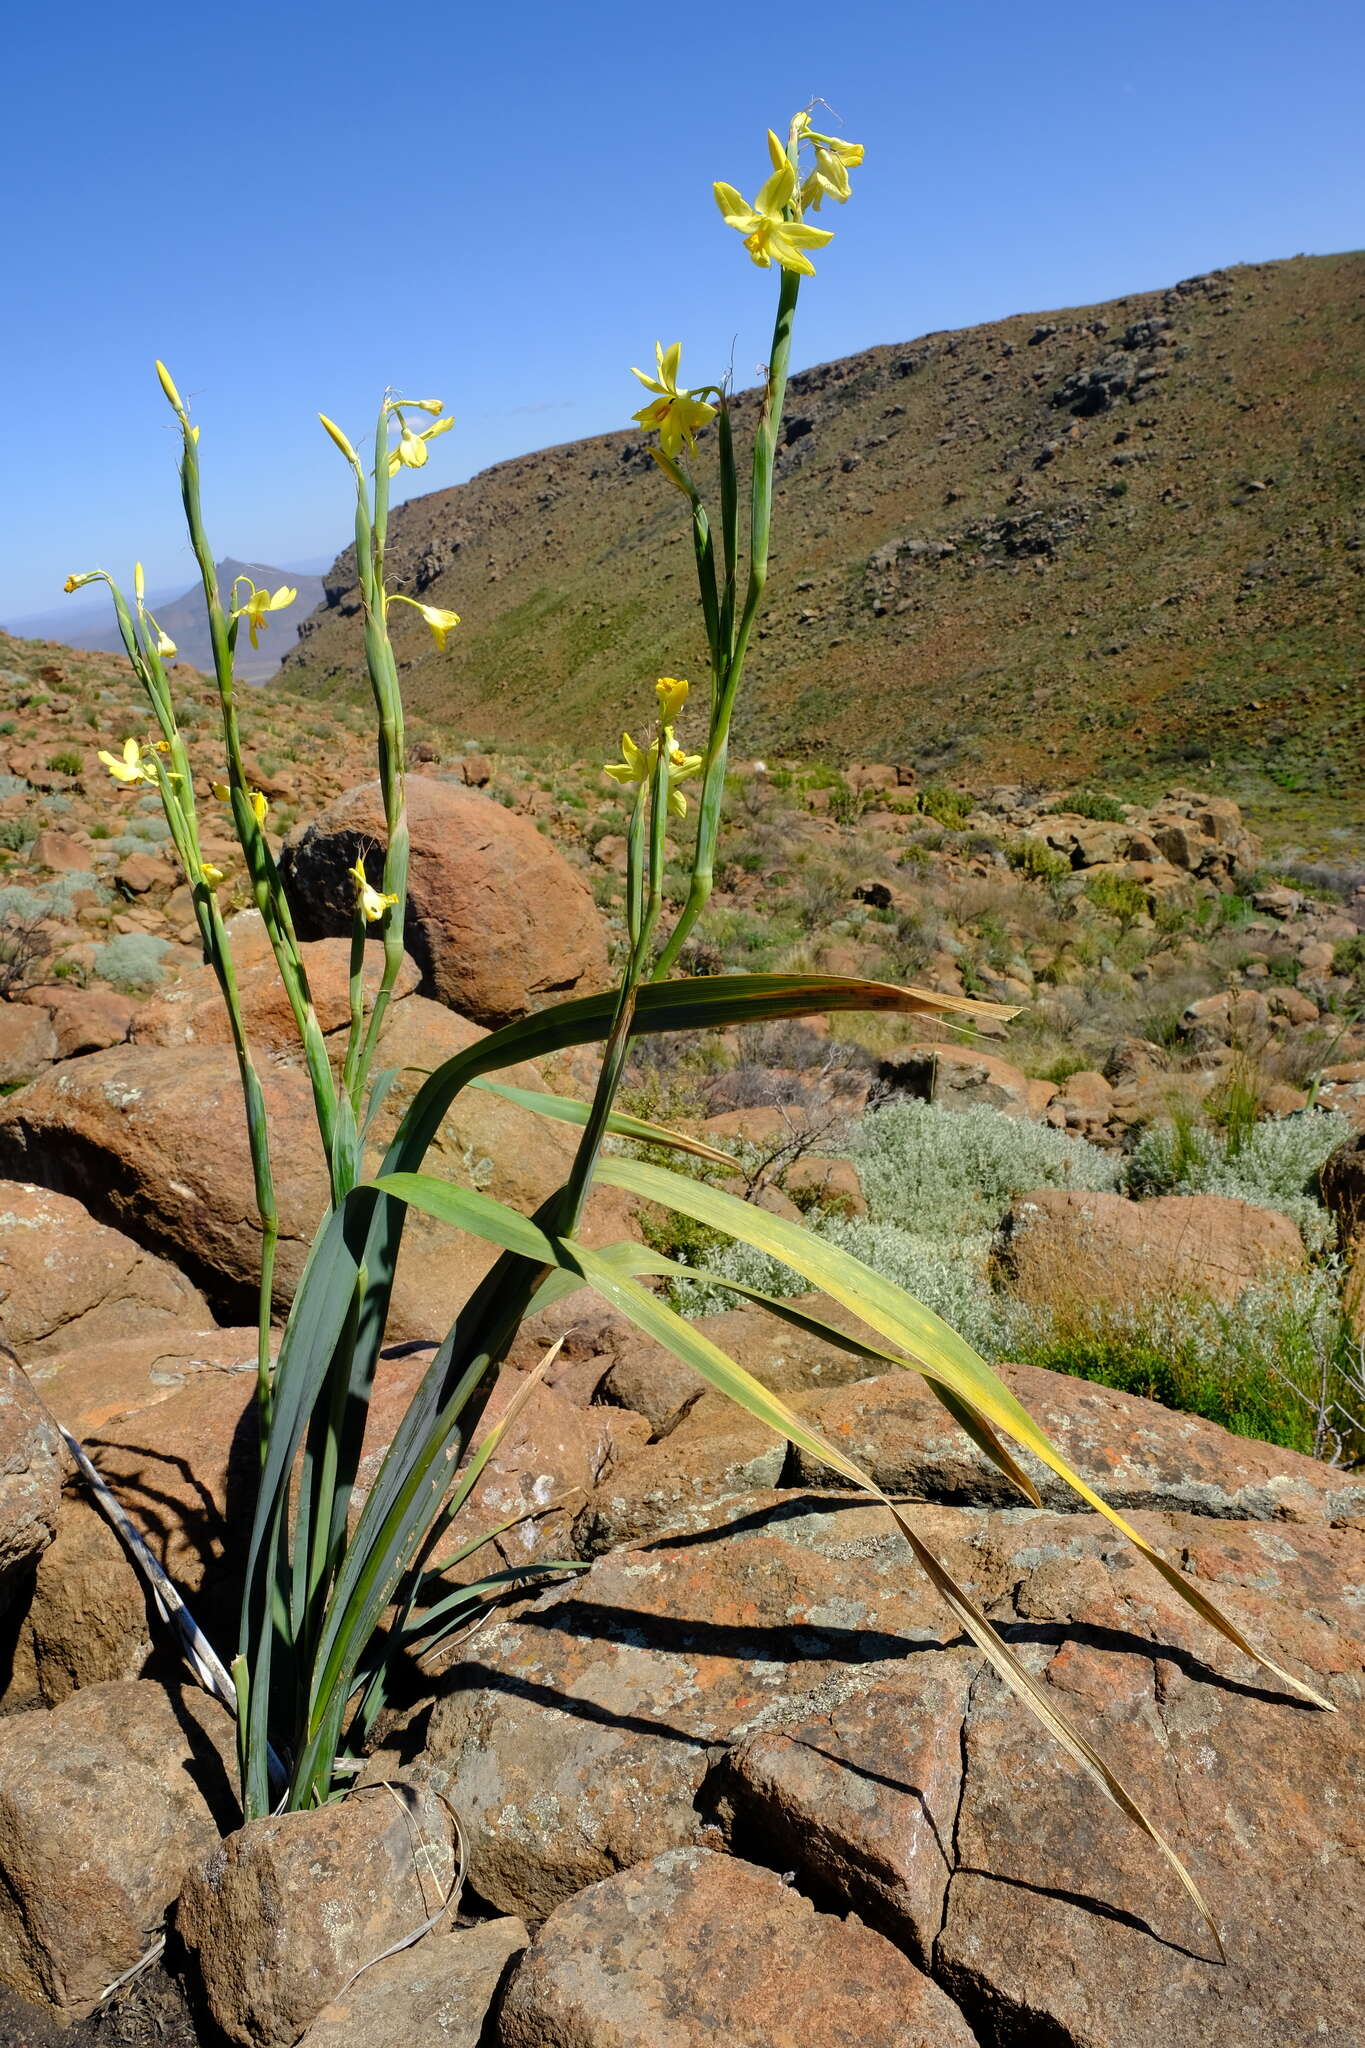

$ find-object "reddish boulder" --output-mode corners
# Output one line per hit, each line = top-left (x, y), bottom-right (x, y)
(0, 1348), (60, 1598)
(281, 777), (610, 1026)
(300, 1918), (528, 2047)
(134, 922), (421, 1051)
(0, 1005), (56, 1086)
(786, 1359), (1365, 1524)
(0, 1181), (210, 1361)
(496, 1847), (975, 2048)
(881, 1042), (1055, 1118)
(993, 1186), (1305, 1309)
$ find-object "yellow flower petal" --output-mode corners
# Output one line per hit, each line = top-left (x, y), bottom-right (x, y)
(656, 677), (690, 723)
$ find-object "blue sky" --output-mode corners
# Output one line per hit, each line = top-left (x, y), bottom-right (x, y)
(4, 0), (1362, 622)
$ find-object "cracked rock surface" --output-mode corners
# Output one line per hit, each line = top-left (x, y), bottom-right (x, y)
(384, 1483), (1364, 2047)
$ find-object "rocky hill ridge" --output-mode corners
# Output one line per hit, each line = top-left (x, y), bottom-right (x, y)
(285, 251), (1364, 828)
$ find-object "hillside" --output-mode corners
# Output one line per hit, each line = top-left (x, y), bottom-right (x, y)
(284, 253), (1364, 839)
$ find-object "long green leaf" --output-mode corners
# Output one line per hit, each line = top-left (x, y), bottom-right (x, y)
(239, 970), (1019, 1799)
(622, 1245), (1041, 1507)
(247, 971), (1001, 1624)
(594, 1155), (1333, 1714)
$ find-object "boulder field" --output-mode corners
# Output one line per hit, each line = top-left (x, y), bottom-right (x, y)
(0, 779), (1359, 2043)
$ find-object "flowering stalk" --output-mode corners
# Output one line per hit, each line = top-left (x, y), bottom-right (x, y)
(153, 368), (343, 1189)
(68, 563), (282, 1431)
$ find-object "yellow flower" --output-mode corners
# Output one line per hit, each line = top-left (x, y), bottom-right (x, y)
(386, 414), (454, 477)
(155, 360), (184, 412)
(348, 855), (399, 924)
(319, 413), (360, 464)
(250, 790), (269, 828)
(231, 579), (298, 650)
(199, 862), (224, 886)
(604, 731), (652, 792)
(99, 737), (156, 786)
(153, 627), (176, 658)
(603, 729), (702, 817)
(64, 571), (103, 594)
(713, 145), (834, 276)
(388, 594), (461, 649)
(211, 780), (230, 802)
(664, 739), (704, 817)
(630, 344), (717, 459)
(655, 677), (690, 723)
(801, 130), (864, 211)
(395, 424), (428, 470)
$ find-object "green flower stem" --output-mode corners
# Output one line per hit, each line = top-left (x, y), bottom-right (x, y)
(716, 400), (739, 667)
(653, 266), (801, 978)
(165, 397), (340, 1178)
(341, 403), (411, 1110)
(100, 571), (283, 1433)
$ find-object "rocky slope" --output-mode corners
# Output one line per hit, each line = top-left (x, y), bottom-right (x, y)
(284, 252), (1364, 830)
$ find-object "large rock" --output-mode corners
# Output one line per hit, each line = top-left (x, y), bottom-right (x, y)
(880, 1042), (1056, 1118)
(178, 1783), (459, 2047)
(496, 1847), (975, 2048)
(785, 1359), (1365, 1523)
(577, 1391), (788, 1556)
(0, 1044), (329, 1323)
(0, 1005), (56, 1087)
(993, 1187), (1306, 1309)
(0, 1003), (632, 1336)
(300, 1918), (529, 2048)
(25, 1322), (258, 1436)
(281, 777), (609, 1026)
(598, 1297), (882, 1435)
(932, 1516), (1363, 2047)
(0, 1680), (236, 2020)
(381, 1485), (1365, 2044)
(6, 1339), (620, 1708)
(0, 1180), (211, 1361)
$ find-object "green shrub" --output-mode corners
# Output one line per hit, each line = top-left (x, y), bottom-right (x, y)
(852, 1099), (1121, 1239)
(0, 775), (29, 799)
(1051, 789), (1127, 823)
(919, 783), (972, 829)
(1125, 1108), (1351, 1249)
(1083, 871), (1148, 927)
(46, 750), (84, 776)
(0, 819), (35, 852)
(1006, 837), (1070, 884)
(1014, 1267), (1361, 1461)
(91, 933), (171, 989)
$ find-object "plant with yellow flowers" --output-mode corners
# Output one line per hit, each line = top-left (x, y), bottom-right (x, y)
(64, 111), (1328, 1961)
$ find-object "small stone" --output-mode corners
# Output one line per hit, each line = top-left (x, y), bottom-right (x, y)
(496, 1847), (977, 2048)
(298, 1919), (528, 2047)
(178, 1783), (459, 2047)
